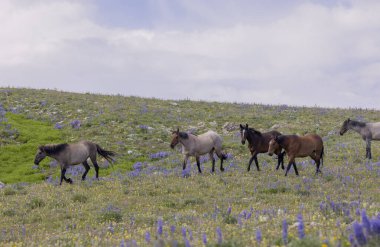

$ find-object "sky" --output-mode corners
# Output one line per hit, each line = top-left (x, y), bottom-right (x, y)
(0, 0), (380, 109)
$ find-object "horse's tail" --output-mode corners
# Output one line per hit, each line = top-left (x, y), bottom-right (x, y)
(96, 144), (116, 164)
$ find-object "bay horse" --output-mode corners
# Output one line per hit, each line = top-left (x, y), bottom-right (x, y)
(268, 134), (324, 176)
(240, 124), (285, 172)
(34, 141), (115, 185)
(170, 128), (227, 173)
(340, 118), (380, 159)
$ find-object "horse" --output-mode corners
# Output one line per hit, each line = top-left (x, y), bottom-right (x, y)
(239, 124), (285, 172)
(339, 118), (380, 159)
(268, 134), (324, 176)
(34, 141), (116, 185)
(170, 128), (227, 173)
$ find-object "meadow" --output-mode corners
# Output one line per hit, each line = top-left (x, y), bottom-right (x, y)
(0, 88), (379, 246)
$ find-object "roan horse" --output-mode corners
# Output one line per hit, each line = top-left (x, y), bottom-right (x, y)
(34, 141), (115, 185)
(240, 124), (285, 172)
(170, 128), (227, 173)
(268, 134), (324, 176)
(340, 118), (380, 159)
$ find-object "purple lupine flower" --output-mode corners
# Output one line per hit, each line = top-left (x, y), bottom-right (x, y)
(349, 234), (355, 245)
(120, 239), (126, 247)
(170, 225), (176, 234)
(133, 162), (143, 171)
(356, 208), (361, 216)
(216, 227), (222, 244)
(226, 206), (232, 215)
(157, 219), (163, 236)
(202, 233), (207, 245)
(182, 227), (187, 238)
(184, 238), (191, 247)
(297, 213), (305, 239)
(361, 210), (371, 235)
(282, 219), (288, 245)
(54, 122), (64, 129)
(370, 218), (380, 235)
(246, 212), (252, 220)
(70, 120), (81, 129)
(189, 229), (193, 241)
(353, 221), (367, 245)
(145, 231), (151, 243)
(256, 229), (262, 244)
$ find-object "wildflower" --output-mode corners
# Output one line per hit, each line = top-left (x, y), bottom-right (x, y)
(70, 120), (81, 129)
(184, 238), (191, 247)
(282, 219), (288, 245)
(297, 213), (305, 239)
(157, 219), (163, 236)
(361, 210), (371, 235)
(370, 218), (380, 235)
(54, 122), (64, 129)
(226, 206), (232, 215)
(216, 227), (222, 244)
(202, 233), (207, 245)
(256, 229), (262, 244)
(170, 225), (176, 234)
(182, 227), (186, 238)
(145, 231), (151, 243)
(353, 221), (367, 245)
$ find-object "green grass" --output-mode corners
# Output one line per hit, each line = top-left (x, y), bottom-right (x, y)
(0, 113), (63, 183)
(0, 88), (379, 246)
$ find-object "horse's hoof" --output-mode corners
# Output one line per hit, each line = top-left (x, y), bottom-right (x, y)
(68, 179), (73, 184)
(220, 168), (225, 172)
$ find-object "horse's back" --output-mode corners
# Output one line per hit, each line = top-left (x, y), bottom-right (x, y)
(368, 122), (380, 139)
(198, 131), (223, 149)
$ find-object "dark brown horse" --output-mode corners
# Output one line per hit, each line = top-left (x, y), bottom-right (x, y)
(240, 124), (284, 172)
(34, 141), (116, 185)
(268, 134), (324, 176)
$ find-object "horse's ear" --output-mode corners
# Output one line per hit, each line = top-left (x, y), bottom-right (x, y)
(176, 128), (179, 134)
(245, 123), (248, 129)
(347, 118), (350, 122)
(240, 124), (244, 129)
(38, 146), (44, 152)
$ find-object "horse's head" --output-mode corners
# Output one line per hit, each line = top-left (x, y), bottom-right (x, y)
(34, 146), (47, 165)
(240, 124), (249, 145)
(170, 128), (181, 149)
(268, 137), (280, 156)
(340, 118), (350, 136)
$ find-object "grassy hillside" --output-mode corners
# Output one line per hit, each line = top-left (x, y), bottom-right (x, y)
(0, 88), (379, 246)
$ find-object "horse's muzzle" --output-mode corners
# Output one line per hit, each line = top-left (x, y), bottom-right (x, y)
(268, 153), (273, 156)
(241, 140), (245, 145)
(170, 144), (175, 149)
(34, 160), (39, 165)
(339, 132), (343, 136)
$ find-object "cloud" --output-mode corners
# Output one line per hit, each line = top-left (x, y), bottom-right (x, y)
(0, 0), (380, 109)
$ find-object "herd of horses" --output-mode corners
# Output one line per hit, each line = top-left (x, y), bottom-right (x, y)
(34, 118), (380, 185)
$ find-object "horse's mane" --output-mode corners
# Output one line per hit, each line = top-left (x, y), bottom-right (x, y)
(179, 132), (189, 139)
(349, 120), (366, 127)
(42, 143), (68, 155)
(248, 128), (262, 136)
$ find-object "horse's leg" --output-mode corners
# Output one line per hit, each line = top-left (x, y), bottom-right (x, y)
(315, 159), (321, 175)
(60, 167), (72, 185)
(90, 156), (100, 179)
(366, 138), (372, 159)
(247, 151), (258, 172)
(285, 156), (295, 176)
(196, 155), (202, 173)
(276, 151), (284, 170)
(214, 149), (225, 172)
(82, 160), (91, 180)
(209, 151), (215, 172)
(280, 151), (286, 169)
(183, 155), (189, 170)
(254, 155), (260, 171)
(292, 161), (299, 176)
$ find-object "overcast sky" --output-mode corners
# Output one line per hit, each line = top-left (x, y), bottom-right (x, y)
(1, 0), (380, 109)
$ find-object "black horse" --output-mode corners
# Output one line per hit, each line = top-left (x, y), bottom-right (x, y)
(240, 124), (285, 171)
